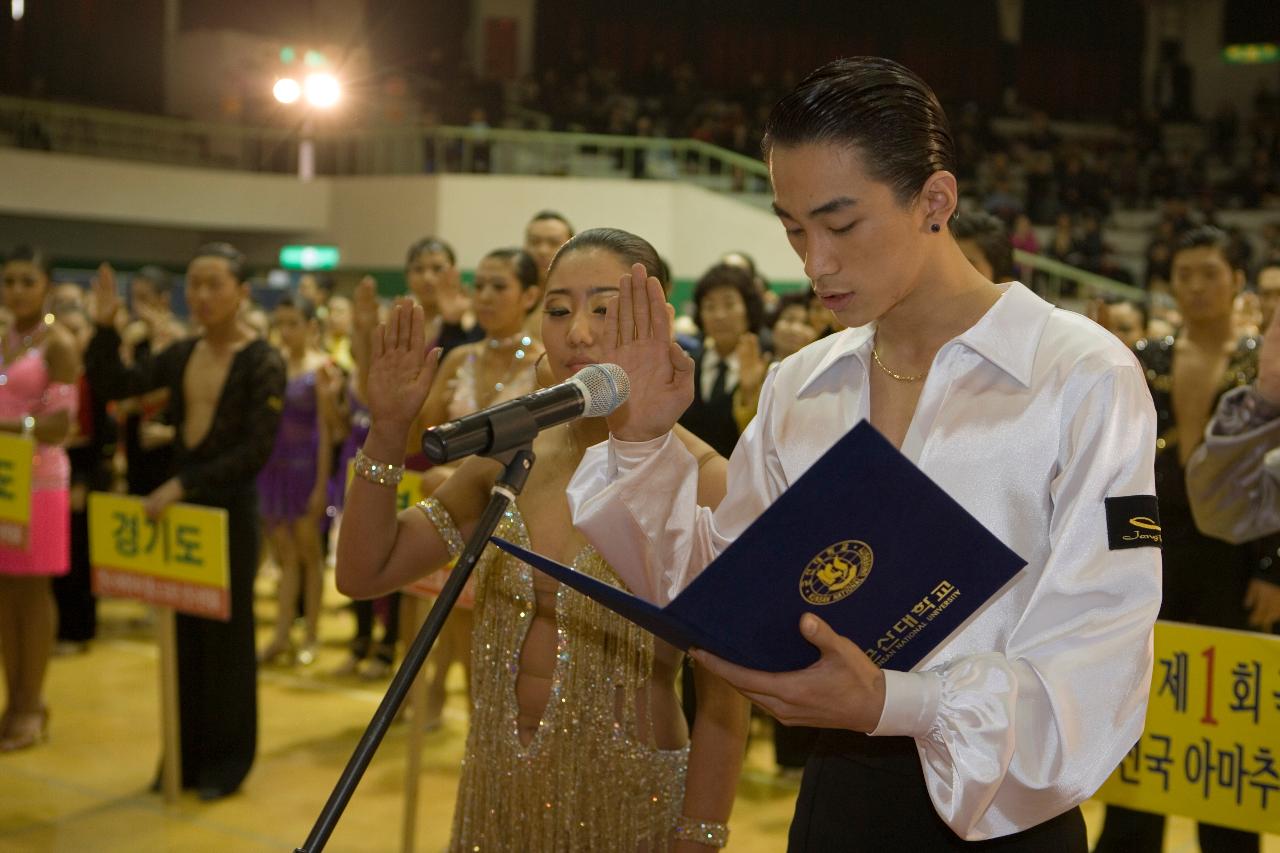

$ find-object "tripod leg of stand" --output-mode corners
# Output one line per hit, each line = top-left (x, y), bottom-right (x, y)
(401, 597), (427, 853)
(295, 446), (535, 853)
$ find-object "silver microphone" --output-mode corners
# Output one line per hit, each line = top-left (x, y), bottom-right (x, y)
(420, 363), (630, 463)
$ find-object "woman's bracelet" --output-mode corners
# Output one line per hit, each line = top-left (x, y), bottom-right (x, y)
(673, 816), (729, 848)
(354, 447), (404, 487)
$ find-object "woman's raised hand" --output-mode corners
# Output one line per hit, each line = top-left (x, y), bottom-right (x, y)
(353, 275), (379, 335)
(366, 298), (441, 439)
(736, 331), (767, 396)
(601, 263), (695, 442)
(437, 266), (471, 326)
(91, 263), (121, 328)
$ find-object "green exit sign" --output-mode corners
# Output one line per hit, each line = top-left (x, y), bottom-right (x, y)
(279, 245), (340, 270)
(1223, 43), (1279, 64)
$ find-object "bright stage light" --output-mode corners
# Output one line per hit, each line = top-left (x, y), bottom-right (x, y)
(273, 77), (301, 104)
(12, 0), (24, 21)
(304, 73), (341, 109)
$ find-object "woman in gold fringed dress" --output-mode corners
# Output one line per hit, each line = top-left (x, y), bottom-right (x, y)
(337, 228), (750, 852)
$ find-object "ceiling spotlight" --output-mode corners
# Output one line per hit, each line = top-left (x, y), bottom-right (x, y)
(273, 77), (301, 105)
(304, 73), (341, 109)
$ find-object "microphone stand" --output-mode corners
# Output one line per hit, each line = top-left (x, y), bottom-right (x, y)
(296, 406), (540, 852)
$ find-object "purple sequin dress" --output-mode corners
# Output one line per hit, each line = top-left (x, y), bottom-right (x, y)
(257, 371), (320, 523)
(328, 383), (370, 513)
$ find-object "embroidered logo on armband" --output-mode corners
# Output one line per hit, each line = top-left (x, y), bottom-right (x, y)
(1105, 495), (1162, 550)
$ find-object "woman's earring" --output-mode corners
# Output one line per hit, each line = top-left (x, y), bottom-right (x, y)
(533, 350), (553, 387)
(930, 223), (941, 233)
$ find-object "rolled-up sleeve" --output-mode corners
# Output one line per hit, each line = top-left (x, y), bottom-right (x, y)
(1186, 386), (1280, 543)
(874, 364), (1161, 840)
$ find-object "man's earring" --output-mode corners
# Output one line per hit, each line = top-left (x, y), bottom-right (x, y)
(930, 223), (941, 233)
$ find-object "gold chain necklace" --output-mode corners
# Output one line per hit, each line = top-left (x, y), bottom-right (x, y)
(872, 346), (927, 383)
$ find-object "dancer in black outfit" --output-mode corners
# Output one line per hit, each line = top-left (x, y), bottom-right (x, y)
(85, 244), (285, 799)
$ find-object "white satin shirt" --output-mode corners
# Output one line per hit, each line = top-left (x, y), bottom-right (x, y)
(567, 282), (1162, 841)
(1186, 385), (1280, 543)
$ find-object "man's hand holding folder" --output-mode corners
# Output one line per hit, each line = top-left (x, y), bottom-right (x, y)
(692, 613), (888, 732)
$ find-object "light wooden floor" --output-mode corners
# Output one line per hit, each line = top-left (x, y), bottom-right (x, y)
(0, 578), (1274, 852)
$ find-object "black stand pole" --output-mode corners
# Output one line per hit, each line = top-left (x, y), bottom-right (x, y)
(296, 408), (539, 852)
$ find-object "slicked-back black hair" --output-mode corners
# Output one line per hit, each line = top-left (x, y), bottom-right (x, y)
(548, 227), (668, 290)
(762, 57), (956, 206)
(4, 245), (53, 279)
(1174, 225), (1244, 272)
(134, 265), (174, 296)
(193, 242), (246, 280)
(405, 236), (457, 268)
(482, 248), (540, 290)
(528, 210), (575, 237)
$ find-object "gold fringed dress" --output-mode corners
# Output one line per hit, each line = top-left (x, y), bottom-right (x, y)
(417, 497), (689, 852)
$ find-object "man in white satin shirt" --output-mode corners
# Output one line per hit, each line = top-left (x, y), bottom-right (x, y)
(565, 58), (1162, 852)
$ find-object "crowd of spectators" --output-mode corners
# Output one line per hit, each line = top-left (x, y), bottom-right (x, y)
(501, 54), (1280, 215)
(484, 55), (1280, 289)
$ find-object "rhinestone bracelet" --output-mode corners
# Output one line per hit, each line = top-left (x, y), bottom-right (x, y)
(673, 816), (729, 848)
(354, 447), (404, 487)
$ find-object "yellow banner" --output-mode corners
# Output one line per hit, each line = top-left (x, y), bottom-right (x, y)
(0, 433), (34, 526)
(88, 493), (230, 620)
(1095, 621), (1280, 835)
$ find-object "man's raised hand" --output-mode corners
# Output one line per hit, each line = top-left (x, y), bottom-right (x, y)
(601, 264), (694, 442)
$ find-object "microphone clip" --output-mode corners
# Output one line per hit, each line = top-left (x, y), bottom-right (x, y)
(478, 401), (540, 463)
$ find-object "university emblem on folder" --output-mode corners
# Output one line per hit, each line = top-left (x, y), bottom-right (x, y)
(799, 540), (874, 605)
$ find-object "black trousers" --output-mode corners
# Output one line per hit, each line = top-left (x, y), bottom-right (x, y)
(774, 719), (820, 769)
(172, 489), (259, 795)
(788, 732), (1086, 852)
(350, 592), (401, 662)
(52, 506), (96, 642)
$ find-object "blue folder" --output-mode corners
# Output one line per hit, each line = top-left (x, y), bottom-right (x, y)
(492, 420), (1026, 673)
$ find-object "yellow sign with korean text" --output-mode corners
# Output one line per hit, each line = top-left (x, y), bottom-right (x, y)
(1095, 621), (1280, 835)
(87, 492), (230, 621)
(0, 433), (34, 548)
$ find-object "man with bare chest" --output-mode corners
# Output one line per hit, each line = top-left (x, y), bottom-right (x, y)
(86, 244), (285, 800)
(181, 339), (237, 448)
(1096, 227), (1279, 853)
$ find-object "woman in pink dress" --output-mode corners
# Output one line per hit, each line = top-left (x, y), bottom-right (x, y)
(0, 246), (81, 752)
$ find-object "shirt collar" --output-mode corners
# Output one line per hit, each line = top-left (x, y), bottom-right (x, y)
(794, 326), (874, 398)
(953, 282), (1052, 388)
(701, 341), (739, 370)
(795, 282), (1052, 398)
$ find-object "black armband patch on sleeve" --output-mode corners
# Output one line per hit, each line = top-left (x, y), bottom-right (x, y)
(1105, 496), (1162, 550)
